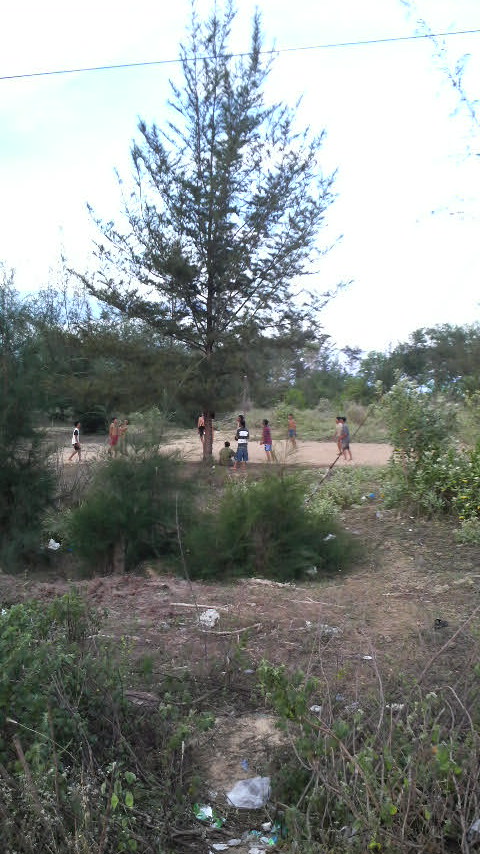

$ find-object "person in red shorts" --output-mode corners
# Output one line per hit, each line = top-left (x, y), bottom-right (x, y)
(260, 418), (273, 463)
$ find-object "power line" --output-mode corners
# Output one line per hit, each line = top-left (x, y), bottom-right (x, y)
(1, 27), (480, 82)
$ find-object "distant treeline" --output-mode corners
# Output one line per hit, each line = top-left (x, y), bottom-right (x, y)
(3, 273), (480, 430)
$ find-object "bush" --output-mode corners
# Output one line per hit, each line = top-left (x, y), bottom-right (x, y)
(186, 472), (359, 581)
(0, 593), (212, 852)
(258, 660), (480, 853)
(65, 452), (193, 573)
(381, 379), (455, 462)
(384, 446), (480, 520)
(310, 465), (381, 510)
(0, 276), (55, 570)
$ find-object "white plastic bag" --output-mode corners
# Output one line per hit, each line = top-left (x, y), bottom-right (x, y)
(226, 776), (270, 809)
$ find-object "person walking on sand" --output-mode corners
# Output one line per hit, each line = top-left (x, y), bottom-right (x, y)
(68, 421), (81, 462)
(340, 416), (353, 462)
(260, 418), (273, 463)
(287, 413), (297, 449)
(233, 416), (249, 472)
(108, 417), (120, 456)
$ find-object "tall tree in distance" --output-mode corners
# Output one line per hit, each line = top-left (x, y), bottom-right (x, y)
(83, 3), (336, 457)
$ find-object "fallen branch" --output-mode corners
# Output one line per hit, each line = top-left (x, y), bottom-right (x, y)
(200, 622), (262, 636)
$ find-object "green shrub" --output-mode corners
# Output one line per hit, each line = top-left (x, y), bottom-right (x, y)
(381, 379), (455, 462)
(66, 452), (193, 573)
(0, 278), (55, 570)
(0, 594), (110, 766)
(0, 593), (212, 852)
(310, 465), (382, 510)
(186, 472), (358, 581)
(455, 517), (480, 544)
(384, 446), (480, 520)
(258, 660), (480, 853)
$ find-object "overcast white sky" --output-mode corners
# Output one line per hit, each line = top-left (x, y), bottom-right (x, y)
(1, 0), (479, 353)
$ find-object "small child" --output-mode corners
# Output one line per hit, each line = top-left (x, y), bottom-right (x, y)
(219, 440), (235, 467)
(260, 419), (273, 462)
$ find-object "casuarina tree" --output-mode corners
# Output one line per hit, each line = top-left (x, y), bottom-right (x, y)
(82, 3), (337, 458)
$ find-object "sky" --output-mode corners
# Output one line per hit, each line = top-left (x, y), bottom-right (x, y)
(1, 0), (479, 354)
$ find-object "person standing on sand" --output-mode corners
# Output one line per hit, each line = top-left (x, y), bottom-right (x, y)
(233, 416), (249, 472)
(119, 419), (129, 454)
(335, 416), (343, 454)
(108, 417), (120, 456)
(197, 413), (205, 444)
(340, 416), (353, 462)
(68, 421), (81, 462)
(260, 418), (273, 462)
(287, 413), (297, 449)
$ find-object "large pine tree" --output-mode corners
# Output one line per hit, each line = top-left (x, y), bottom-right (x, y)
(84, 3), (336, 457)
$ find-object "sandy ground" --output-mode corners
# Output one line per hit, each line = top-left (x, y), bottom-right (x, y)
(59, 430), (393, 467)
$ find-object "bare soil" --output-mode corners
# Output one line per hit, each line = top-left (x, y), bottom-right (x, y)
(1, 499), (479, 850)
(7, 436), (479, 851)
(56, 429), (393, 467)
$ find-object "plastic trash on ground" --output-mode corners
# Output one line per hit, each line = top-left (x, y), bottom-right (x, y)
(199, 608), (220, 628)
(47, 538), (61, 550)
(193, 803), (225, 827)
(323, 533), (336, 542)
(319, 623), (341, 637)
(467, 819), (480, 843)
(226, 776), (271, 809)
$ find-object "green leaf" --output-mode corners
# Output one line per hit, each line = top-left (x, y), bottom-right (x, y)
(125, 791), (134, 809)
(111, 792), (119, 810)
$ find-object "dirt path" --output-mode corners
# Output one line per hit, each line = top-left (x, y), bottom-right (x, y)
(58, 430), (393, 467)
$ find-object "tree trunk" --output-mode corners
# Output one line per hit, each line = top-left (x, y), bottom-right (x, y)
(203, 411), (214, 461)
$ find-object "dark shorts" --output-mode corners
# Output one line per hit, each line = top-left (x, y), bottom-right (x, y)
(264, 443), (272, 452)
(73, 443), (80, 451)
(288, 429), (296, 437)
(236, 445), (248, 462)
(341, 441), (350, 450)
(198, 426), (205, 437)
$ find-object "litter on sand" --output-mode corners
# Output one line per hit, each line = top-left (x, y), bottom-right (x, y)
(226, 776), (271, 809)
(193, 803), (225, 827)
(47, 538), (61, 550)
(199, 609), (220, 628)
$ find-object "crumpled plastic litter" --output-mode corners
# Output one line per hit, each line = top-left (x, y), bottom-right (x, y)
(193, 803), (225, 827)
(467, 819), (480, 843)
(47, 538), (61, 550)
(226, 776), (270, 809)
(199, 609), (220, 628)
(323, 533), (336, 542)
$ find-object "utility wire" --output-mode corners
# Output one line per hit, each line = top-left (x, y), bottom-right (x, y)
(1, 27), (480, 82)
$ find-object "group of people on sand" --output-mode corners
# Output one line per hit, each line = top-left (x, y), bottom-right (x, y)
(213, 412), (298, 471)
(107, 417), (129, 456)
(67, 417), (129, 463)
(212, 410), (352, 468)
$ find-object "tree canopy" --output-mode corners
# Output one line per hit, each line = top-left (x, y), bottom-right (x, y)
(82, 3), (336, 454)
